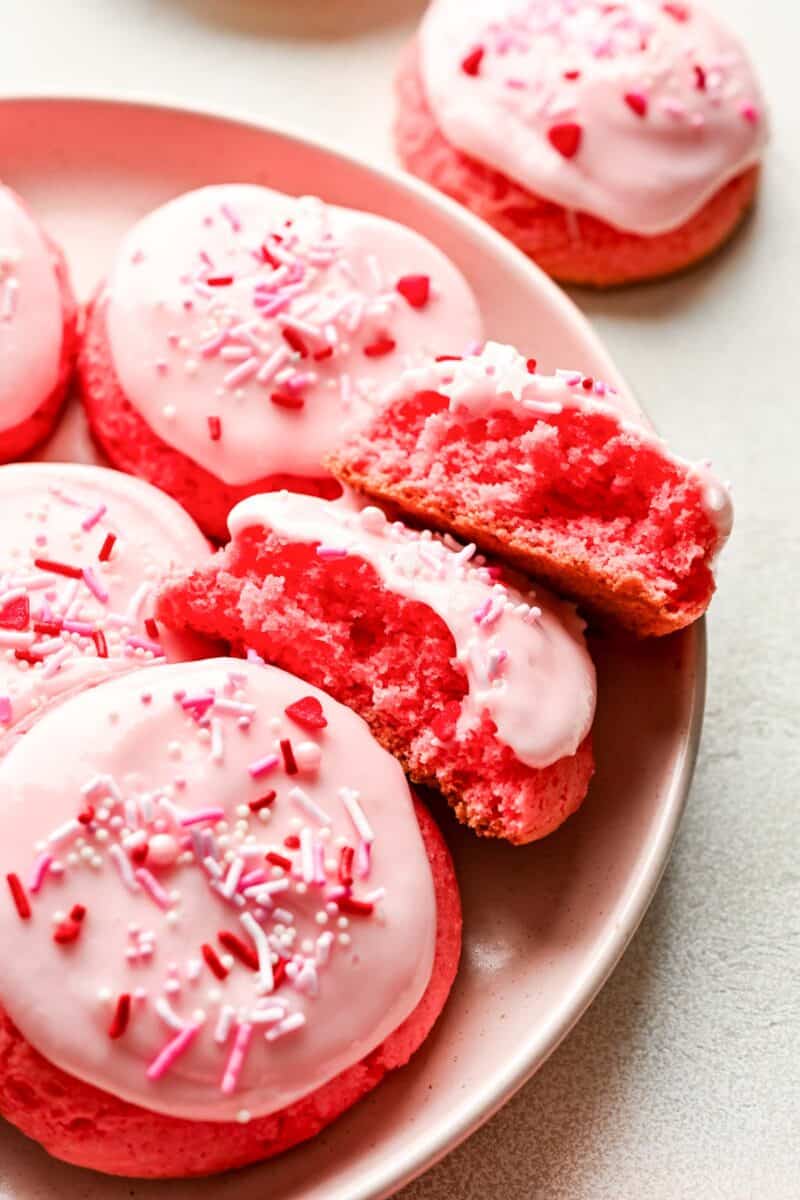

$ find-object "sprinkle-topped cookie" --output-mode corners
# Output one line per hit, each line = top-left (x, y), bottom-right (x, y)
(79, 184), (481, 538)
(0, 658), (437, 1122)
(0, 464), (211, 735)
(0, 186), (78, 460)
(418, 0), (767, 234)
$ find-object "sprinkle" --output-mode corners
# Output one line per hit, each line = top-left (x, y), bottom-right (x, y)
(135, 868), (173, 910)
(363, 335), (396, 358)
(740, 101), (759, 124)
(289, 787), (331, 826)
(248, 753), (280, 779)
(240, 912), (275, 994)
(285, 695), (327, 730)
(694, 64), (707, 91)
(220, 1022), (253, 1094)
(155, 995), (187, 1032)
(33, 558), (82, 579)
(146, 1022), (201, 1081)
(224, 356), (260, 388)
(662, 2), (689, 20)
(338, 845), (354, 887)
(6, 873), (31, 919)
(109, 844), (140, 892)
(248, 1004), (286, 1026)
(395, 274), (430, 309)
(337, 896), (374, 917)
(461, 46), (485, 76)
(340, 788), (374, 843)
(281, 327), (309, 358)
(29, 853), (54, 894)
(206, 274), (233, 286)
(98, 533), (117, 562)
(547, 122), (582, 159)
(202, 943), (229, 980)
(624, 91), (648, 118)
(316, 545), (348, 560)
(214, 1004), (236, 1044)
(48, 818), (81, 846)
(221, 856), (245, 899)
(266, 850), (292, 870)
(249, 791), (277, 814)
(265, 1012), (306, 1042)
(0, 696), (11, 725)
(81, 568), (109, 604)
(126, 636), (163, 656)
(93, 631), (108, 658)
(218, 930), (259, 971)
(208, 415), (222, 442)
(81, 504), (107, 532)
(53, 904), (87, 944)
(180, 807), (225, 828)
(108, 994), (132, 1039)
(270, 390), (305, 411)
(280, 738), (298, 776)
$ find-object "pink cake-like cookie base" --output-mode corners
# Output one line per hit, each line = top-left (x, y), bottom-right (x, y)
(0, 232), (79, 462)
(0, 796), (460, 1179)
(78, 294), (342, 543)
(395, 43), (759, 288)
(157, 529), (595, 844)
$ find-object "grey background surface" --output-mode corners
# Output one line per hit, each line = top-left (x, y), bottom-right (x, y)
(1, 1), (797, 1196)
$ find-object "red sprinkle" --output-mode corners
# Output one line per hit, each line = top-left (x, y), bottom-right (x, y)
(624, 91), (648, 117)
(272, 958), (287, 990)
(144, 618), (159, 641)
(270, 391), (305, 411)
(6, 873), (31, 920)
(526, 358), (538, 374)
(108, 993), (131, 1040)
(130, 841), (149, 866)
(77, 805), (95, 826)
(34, 558), (83, 580)
(206, 274), (234, 286)
(338, 896), (374, 917)
(694, 64), (707, 91)
(396, 274), (430, 309)
(313, 345), (334, 362)
(363, 335), (396, 359)
(0, 595), (30, 631)
(547, 122), (582, 159)
(98, 533), (117, 563)
(581, 376), (594, 391)
(218, 930), (259, 971)
(285, 695), (327, 730)
(249, 791), (277, 814)
(461, 46), (485, 76)
(282, 328), (309, 358)
(33, 620), (62, 636)
(208, 415), (222, 442)
(266, 850), (292, 871)
(280, 738), (298, 776)
(662, 2), (689, 20)
(202, 942), (229, 981)
(284, 834), (300, 850)
(14, 650), (41, 665)
(338, 845), (354, 887)
(92, 630), (108, 659)
(53, 904), (86, 945)
(260, 244), (279, 267)
(435, 355), (462, 362)
(563, 69), (581, 80)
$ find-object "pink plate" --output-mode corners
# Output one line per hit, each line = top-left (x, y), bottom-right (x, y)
(0, 97), (704, 1199)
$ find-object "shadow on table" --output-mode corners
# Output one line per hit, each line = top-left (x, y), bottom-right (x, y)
(170, 0), (427, 40)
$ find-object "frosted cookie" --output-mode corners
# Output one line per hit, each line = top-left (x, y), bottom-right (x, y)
(0, 658), (460, 1177)
(0, 463), (211, 739)
(0, 185), (79, 460)
(328, 343), (733, 636)
(78, 184), (482, 539)
(396, 0), (767, 285)
(157, 493), (597, 844)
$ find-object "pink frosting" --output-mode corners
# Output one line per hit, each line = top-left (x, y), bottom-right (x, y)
(0, 463), (212, 736)
(419, 0), (767, 234)
(104, 184), (482, 486)
(0, 658), (436, 1122)
(229, 492), (596, 768)
(385, 341), (734, 543)
(0, 186), (63, 431)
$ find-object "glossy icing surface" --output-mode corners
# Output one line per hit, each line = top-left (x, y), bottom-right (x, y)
(419, 0), (767, 234)
(0, 658), (436, 1121)
(105, 184), (482, 485)
(384, 342), (733, 542)
(0, 464), (211, 735)
(229, 492), (596, 768)
(0, 186), (63, 430)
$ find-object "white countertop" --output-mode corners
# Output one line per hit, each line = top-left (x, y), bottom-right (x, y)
(2, 1), (797, 1196)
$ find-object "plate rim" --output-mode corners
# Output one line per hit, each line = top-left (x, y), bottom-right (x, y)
(0, 92), (706, 1199)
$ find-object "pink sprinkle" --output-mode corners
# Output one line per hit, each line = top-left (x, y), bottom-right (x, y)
(82, 568), (109, 604)
(81, 504), (107, 532)
(29, 852), (54, 894)
(62, 619), (96, 636)
(472, 596), (492, 624)
(221, 1021), (253, 1094)
(199, 329), (229, 358)
(248, 753), (280, 779)
(316, 545), (348, 560)
(0, 695), (11, 725)
(220, 202), (242, 233)
(224, 356), (260, 388)
(739, 101), (759, 124)
(356, 838), (372, 880)
(135, 868), (172, 910)
(180, 807), (225, 828)
(146, 1023), (201, 1081)
(126, 636), (164, 656)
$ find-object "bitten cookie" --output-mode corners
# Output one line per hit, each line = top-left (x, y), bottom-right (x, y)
(395, 0), (767, 285)
(0, 462), (211, 740)
(0, 185), (79, 460)
(0, 658), (460, 1177)
(328, 343), (732, 637)
(78, 184), (482, 539)
(157, 493), (597, 845)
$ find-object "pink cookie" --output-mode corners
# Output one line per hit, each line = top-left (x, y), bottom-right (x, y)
(79, 185), (482, 540)
(0, 185), (79, 460)
(157, 494), (597, 845)
(396, 1), (767, 286)
(0, 658), (460, 1177)
(0, 463), (212, 742)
